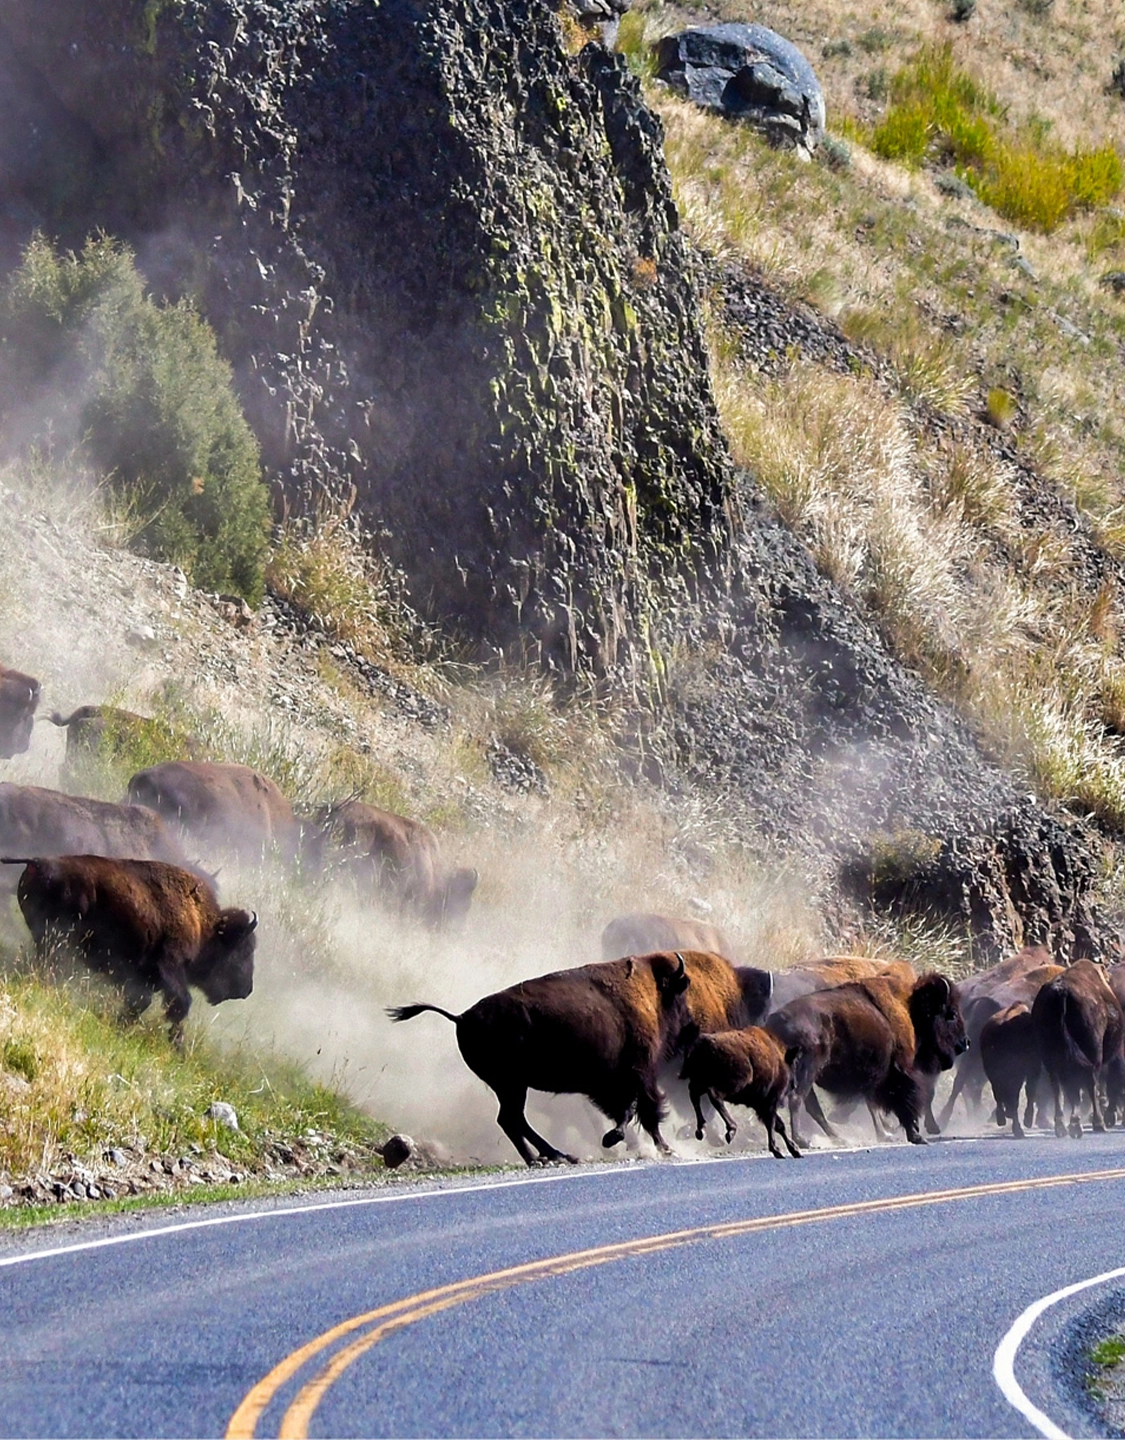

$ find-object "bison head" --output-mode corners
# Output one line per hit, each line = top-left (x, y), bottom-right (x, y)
(909, 972), (968, 1071)
(734, 965), (774, 1025)
(193, 908), (258, 1004)
(431, 866), (479, 929)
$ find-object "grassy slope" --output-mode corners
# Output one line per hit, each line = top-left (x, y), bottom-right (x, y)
(621, 1), (1125, 849)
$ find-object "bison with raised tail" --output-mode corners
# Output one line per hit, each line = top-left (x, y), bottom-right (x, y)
(6, 855), (257, 1046)
(0, 664), (40, 758)
(388, 952), (693, 1164)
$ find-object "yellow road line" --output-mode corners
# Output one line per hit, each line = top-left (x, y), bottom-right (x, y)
(227, 1165), (1125, 1440)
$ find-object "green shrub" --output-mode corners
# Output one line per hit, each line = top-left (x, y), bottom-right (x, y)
(0, 235), (269, 601)
(866, 44), (1123, 232)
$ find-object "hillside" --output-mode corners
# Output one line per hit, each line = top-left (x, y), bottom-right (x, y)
(0, 0), (1123, 1198)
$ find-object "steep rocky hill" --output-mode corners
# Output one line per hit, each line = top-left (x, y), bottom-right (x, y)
(0, 0), (1121, 984)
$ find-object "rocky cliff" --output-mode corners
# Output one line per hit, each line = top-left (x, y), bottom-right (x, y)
(0, 0), (1114, 960)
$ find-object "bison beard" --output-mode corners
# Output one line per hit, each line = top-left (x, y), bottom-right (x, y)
(7, 855), (258, 1047)
(388, 952), (693, 1164)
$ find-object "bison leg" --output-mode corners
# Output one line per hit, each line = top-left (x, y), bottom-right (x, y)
(865, 1101), (894, 1142)
(879, 1068), (926, 1145)
(709, 1094), (738, 1146)
(120, 978), (154, 1025)
(1088, 1074), (1107, 1134)
(1047, 1072), (1067, 1138)
(635, 1080), (672, 1156)
(157, 961), (193, 1050)
(496, 1086), (577, 1166)
(602, 1099), (637, 1149)
(802, 1088), (840, 1142)
(772, 1109), (802, 1159)
(687, 1080), (710, 1142)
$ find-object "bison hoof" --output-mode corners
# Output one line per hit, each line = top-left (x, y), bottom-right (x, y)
(724, 1129), (736, 1145)
(907, 1132), (927, 1146)
(602, 1127), (625, 1148)
(694, 1127), (705, 1141)
(1068, 1118), (1084, 1139)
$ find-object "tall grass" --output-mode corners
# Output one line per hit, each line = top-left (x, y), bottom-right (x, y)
(866, 44), (1122, 232)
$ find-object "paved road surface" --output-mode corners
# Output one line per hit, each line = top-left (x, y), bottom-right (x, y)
(3, 1135), (1125, 1437)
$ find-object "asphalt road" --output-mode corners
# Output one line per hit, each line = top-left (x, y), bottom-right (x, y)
(3, 1135), (1125, 1438)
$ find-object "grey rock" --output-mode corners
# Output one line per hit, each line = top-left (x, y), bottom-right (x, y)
(1111, 57), (1125, 99)
(205, 1101), (240, 1131)
(106, 1148), (129, 1167)
(1100, 271), (1125, 295)
(1010, 255), (1039, 281)
(1, 1072), (30, 1095)
(124, 624), (158, 650)
(656, 23), (825, 155)
(934, 172), (974, 200)
(0, 1184), (12, 1201)
(380, 1134), (416, 1169)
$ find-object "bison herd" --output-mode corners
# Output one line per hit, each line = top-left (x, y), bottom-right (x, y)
(392, 915), (1125, 1167)
(6, 662), (1125, 1169)
(0, 663), (477, 1045)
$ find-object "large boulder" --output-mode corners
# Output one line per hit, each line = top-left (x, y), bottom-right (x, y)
(655, 23), (825, 157)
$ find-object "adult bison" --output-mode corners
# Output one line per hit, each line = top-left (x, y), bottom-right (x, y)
(388, 952), (693, 1164)
(938, 947), (1063, 1127)
(310, 799), (477, 928)
(1032, 960), (1125, 1138)
(0, 783), (190, 890)
(767, 972), (967, 1147)
(7, 855), (257, 1045)
(128, 761), (299, 864)
(0, 664), (40, 758)
(49, 705), (199, 770)
(766, 955), (916, 1014)
(601, 912), (732, 962)
(980, 1004), (1041, 1139)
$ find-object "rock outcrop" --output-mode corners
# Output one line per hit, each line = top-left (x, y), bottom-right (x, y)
(654, 24), (826, 157)
(0, 0), (734, 676)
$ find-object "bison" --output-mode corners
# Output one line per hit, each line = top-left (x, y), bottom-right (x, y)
(49, 705), (200, 771)
(0, 664), (41, 758)
(766, 955), (916, 1014)
(388, 952), (693, 1164)
(767, 972), (967, 1147)
(1032, 960), (1125, 1138)
(980, 1003), (1041, 1139)
(937, 946), (1060, 1127)
(601, 912), (732, 962)
(680, 1027), (801, 1158)
(127, 761), (300, 864)
(0, 783), (190, 891)
(7, 855), (257, 1045)
(310, 799), (477, 928)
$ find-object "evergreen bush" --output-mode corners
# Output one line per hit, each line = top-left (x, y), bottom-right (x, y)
(0, 235), (269, 601)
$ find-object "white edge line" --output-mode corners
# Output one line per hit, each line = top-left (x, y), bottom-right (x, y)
(994, 1263), (1125, 1439)
(0, 1163), (659, 1273)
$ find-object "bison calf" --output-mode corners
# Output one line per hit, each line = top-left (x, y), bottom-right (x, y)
(681, 1027), (800, 1159)
(8, 855), (257, 1046)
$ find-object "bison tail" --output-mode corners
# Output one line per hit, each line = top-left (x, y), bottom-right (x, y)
(47, 710), (73, 727)
(386, 1002), (460, 1024)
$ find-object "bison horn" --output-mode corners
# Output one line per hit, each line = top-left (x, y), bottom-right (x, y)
(248, 911), (258, 932)
(674, 952), (686, 979)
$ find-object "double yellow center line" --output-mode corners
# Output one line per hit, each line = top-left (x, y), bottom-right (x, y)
(227, 1165), (1125, 1439)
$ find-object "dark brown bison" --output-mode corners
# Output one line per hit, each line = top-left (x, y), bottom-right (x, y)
(601, 912), (732, 962)
(388, 952), (694, 1164)
(980, 1003), (1041, 1139)
(0, 664), (40, 758)
(661, 948), (774, 1046)
(49, 705), (200, 769)
(1032, 960), (1125, 1138)
(7, 855), (257, 1045)
(127, 761), (299, 863)
(680, 1027), (801, 1158)
(311, 799), (477, 928)
(938, 947), (1063, 1127)
(0, 783), (190, 890)
(767, 972), (967, 1147)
